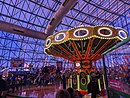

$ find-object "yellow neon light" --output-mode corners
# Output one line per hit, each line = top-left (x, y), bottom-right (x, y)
(98, 27), (112, 37)
(73, 28), (89, 38)
(44, 25), (126, 56)
(98, 79), (101, 91)
(103, 75), (106, 89)
(81, 78), (86, 85)
(45, 35), (121, 49)
(77, 75), (80, 91)
(44, 36), (121, 52)
(70, 75), (72, 88)
(87, 75), (90, 84)
(68, 79), (70, 88)
(45, 38), (51, 47)
(118, 30), (127, 39)
(55, 32), (66, 42)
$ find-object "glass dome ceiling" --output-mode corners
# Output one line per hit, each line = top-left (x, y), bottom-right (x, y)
(0, 0), (129, 67)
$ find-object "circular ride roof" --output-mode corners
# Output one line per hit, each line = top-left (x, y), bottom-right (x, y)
(44, 26), (128, 62)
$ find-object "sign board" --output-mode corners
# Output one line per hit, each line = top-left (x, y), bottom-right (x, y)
(109, 80), (122, 91)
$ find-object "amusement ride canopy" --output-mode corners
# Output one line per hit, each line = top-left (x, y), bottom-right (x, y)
(44, 26), (128, 63)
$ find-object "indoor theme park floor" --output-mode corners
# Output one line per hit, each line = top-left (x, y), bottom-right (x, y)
(6, 85), (107, 98)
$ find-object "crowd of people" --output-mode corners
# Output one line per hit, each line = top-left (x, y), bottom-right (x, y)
(0, 65), (107, 98)
(0, 73), (35, 97)
(107, 65), (130, 87)
(0, 66), (67, 97)
(55, 69), (103, 98)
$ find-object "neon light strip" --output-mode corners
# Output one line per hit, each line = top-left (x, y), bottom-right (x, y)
(45, 36), (121, 49)
(81, 78), (86, 85)
(55, 33), (66, 42)
(73, 28), (89, 38)
(70, 75), (72, 88)
(45, 38), (51, 47)
(68, 79), (69, 88)
(98, 27), (112, 37)
(87, 75), (90, 84)
(68, 75), (72, 88)
(103, 75), (106, 89)
(118, 30), (127, 39)
(98, 79), (101, 91)
(77, 75), (80, 91)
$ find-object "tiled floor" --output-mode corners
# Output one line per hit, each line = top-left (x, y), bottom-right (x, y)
(82, 94), (107, 98)
(7, 85), (61, 98)
(7, 85), (107, 98)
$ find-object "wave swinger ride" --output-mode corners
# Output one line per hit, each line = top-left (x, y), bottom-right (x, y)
(44, 25), (128, 93)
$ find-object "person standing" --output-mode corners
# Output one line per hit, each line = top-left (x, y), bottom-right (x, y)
(67, 87), (75, 98)
(88, 73), (100, 98)
(55, 89), (71, 98)
(0, 75), (8, 97)
(62, 74), (66, 89)
(127, 71), (130, 88)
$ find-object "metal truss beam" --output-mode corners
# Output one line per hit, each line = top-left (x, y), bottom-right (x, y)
(108, 53), (130, 55)
(119, 0), (130, 5)
(51, 0), (112, 27)
(72, 7), (112, 24)
(0, 0), (50, 21)
(83, 0), (121, 16)
(111, 8), (130, 25)
(0, 20), (47, 40)
(45, 0), (78, 35)
(0, 13), (46, 29)
(65, 15), (95, 26)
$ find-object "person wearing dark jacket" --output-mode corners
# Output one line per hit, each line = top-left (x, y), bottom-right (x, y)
(88, 73), (100, 98)
(62, 74), (66, 89)
(55, 89), (71, 98)
(0, 75), (8, 97)
(67, 87), (75, 98)
(127, 71), (130, 88)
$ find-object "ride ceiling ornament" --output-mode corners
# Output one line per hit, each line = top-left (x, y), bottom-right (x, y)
(44, 26), (128, 62)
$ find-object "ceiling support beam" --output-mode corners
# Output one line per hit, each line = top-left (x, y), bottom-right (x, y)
(0, 20), (48, 40)
(45, 0), (78, 36)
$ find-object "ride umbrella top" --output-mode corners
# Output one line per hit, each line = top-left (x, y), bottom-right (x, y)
(44, 26), (128, 62)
